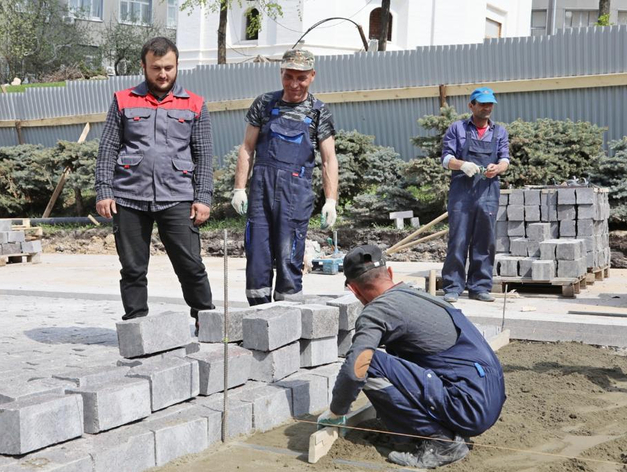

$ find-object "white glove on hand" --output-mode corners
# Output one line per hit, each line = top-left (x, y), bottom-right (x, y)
(460, 161), (480, 178)
(321, 199), (337, 229)
(231, 189), (248, 215)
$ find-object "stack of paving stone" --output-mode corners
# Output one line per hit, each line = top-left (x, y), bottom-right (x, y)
(0, 220), (43, 263)
(494, 187), (611, 282)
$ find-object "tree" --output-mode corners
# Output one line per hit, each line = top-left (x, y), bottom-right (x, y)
(179, 0), (283, 65)
(378, 0), (391, 52)
(100, 19), (172, 75)
(599, 0), (611, 17)
(0, 0), (91, 83)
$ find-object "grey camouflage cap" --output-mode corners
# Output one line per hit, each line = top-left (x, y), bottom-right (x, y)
(281, 49), (315, 71)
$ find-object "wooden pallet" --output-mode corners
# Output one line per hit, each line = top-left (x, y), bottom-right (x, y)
(0, 252), (41, 266)
(492, 274), (587, 298)
(584, 266), (611, 285)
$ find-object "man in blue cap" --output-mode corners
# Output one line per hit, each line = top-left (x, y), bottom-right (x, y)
(440, 87), (509, 303)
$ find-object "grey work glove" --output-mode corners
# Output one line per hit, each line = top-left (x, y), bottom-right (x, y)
(231, 189), (248, 215)
(320, 199), (337, 229)
(460, 161), (480, 177)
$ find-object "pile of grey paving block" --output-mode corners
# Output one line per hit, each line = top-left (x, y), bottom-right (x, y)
(494, 187), (611, 281)
(0, 220), (43, 260)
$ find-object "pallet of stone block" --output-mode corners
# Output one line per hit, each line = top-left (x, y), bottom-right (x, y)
(0, 252), (41, 267)
(0, 218), (43, 241)
(492, 274), (587, 298)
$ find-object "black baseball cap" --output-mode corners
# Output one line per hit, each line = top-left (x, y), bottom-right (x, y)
(344, 245), (386, 285)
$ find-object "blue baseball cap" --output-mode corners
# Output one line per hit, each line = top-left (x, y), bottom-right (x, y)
(470, 87), (497, 104)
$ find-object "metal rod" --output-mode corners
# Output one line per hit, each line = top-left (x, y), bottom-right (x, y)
(501, 284), (508, 331)
(222, 229), (229, 441)
(333, 230), (338, 254)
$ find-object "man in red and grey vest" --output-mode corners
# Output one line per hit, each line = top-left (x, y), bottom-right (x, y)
(95, 37), (214, 332)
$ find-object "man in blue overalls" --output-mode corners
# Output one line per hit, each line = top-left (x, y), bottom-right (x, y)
(440, 87), (510, 303)
(231, 50), (339, 305)
(317, 245), (506, 469)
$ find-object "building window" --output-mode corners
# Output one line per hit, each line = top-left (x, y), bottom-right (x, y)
(244, 8), (259, 40)
(618, 11), (627, 25)
(167, 0), (177, 29)
(369, 8), (392, 41)
(69, 0), (103, 20)
(531, 9), (547, 36)
(564, 10), (599, 28)
(120, 0), (152, 25)
(485, 18), (501, 38)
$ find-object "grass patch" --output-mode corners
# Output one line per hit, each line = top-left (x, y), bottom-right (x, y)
(4, 82), (66, 93)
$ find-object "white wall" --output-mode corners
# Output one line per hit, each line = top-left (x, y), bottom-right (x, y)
(177, 0), (533, 69)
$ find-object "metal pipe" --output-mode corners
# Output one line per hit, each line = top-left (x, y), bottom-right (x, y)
(222, 229), (229, 442)
(15, 217), (111, 226)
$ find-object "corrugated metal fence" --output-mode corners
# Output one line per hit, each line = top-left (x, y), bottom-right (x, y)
(1, 25), (626, 164)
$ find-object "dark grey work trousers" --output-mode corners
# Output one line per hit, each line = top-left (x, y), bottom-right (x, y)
(113, 202), (214, 320)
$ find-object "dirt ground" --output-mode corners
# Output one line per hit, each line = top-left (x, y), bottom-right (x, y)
(151, 341), (627, 472)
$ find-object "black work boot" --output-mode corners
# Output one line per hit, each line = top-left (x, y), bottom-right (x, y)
(388, 434), (469, 469)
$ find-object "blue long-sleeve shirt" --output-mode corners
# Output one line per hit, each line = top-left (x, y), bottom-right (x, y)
(441, 118), (509, 169)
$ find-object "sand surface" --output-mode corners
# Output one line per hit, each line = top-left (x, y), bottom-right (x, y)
(152, 341), (627, 472)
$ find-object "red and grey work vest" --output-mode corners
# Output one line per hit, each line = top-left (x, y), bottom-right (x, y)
(112, 81), (203, 202)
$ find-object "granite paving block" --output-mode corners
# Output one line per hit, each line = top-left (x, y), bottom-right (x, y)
(586, 252), (595, 268)
(557, 205), (576, 221)
(116, 347), (187, 368)
(560, 220), (576, 237)
(498, 257), (519, 277)
(578, 236), (595, 253)
(67, 377), (151, 433)
(1, 242), (21, 255)
(242, 306), (301, 351)
(300, 336), (339, 368)
(577, 219), (594, 237)
(126, 356), (199, 411)
(0, 393), (84, 455)
(187, 344), (252, 395)
(496, 206), (507, 221)
(539, 240), (559, 260)
(116, 311), (192, 358)
(558, 258), (587, 278)
(507, 205), (524, 221)
(275, 371), (328, 416)
(0, 232), (8, 244)
(527, 240), (540, 257)
(0, 220), (11, 231)
(495, 221), (508, 238)
(524, 205), (540, 222)
(555, 239), (585, 261)
(531, 260), (555, 281)
(524, 189), (541, 206)
(20, 240), (42, 253)
(509, 189), (524, 205)
(195, 391), (253, 439)
(53, 365), (129, 388)
(518, 258), (537, 278)
(577, 204), (595, 220)
(526, 223), (550, 242)
(495, 237), (510, 253)
(337, 330), (354, 357)
(507, 221), (525, 237)
(306, 363), (342, 404)
(509, 238), (528, 257)
(250, 341), (300, 382)
(499, 193), (508, 206)
(557, 188), (576, 204)
(235, 382), (292, 432)
(9, 441), (93, 471)
(142, 404), (208, 466)
(0, 378), (74, 404)
(7, 231), (25, 243)
(327, 293), (363, 331)
(88, 424), (155, 472)
(298, 304), (340, 339)
(541, 204), (558, 222)
(550, 222), (560, 239)
(576, 187), (595, 204)
(198, 307), (254, 343)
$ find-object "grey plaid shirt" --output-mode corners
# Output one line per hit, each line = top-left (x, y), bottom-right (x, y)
(95, 85), (214, 212)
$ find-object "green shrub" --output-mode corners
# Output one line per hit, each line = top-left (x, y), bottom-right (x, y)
(591, 138), (627, 224)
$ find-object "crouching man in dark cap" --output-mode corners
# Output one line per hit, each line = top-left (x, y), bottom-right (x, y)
(317, 245), (506, 469)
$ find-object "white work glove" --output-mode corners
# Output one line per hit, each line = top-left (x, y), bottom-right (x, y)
(460, 161), (480, 177)
(321, 199), (337, 229)
(231, 189), (248, 215)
